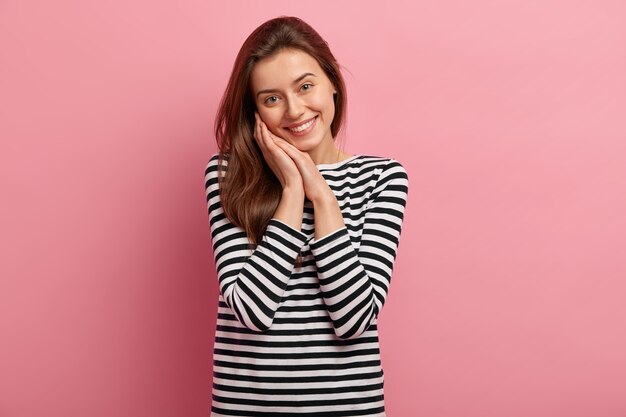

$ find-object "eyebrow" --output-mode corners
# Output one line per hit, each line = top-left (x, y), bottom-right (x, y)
(256, 72), (317, 98)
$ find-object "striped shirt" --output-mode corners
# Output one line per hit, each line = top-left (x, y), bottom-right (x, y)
(204, 152), (409, 416)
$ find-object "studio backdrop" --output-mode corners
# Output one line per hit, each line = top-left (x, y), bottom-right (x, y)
(1, 1), (625, 416)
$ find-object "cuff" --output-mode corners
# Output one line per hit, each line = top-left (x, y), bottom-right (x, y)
(268, 218), (309, 243)
(309, 226), (349, 251)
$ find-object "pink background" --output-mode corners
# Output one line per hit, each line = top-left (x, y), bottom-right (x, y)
(1, 1), (625, 416)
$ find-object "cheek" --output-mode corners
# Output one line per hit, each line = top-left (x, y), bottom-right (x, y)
(310, 93), (328, 110)
(310, 91), (332, 110)
(258, 111), (279, 129)
(263, 115), (286, 137)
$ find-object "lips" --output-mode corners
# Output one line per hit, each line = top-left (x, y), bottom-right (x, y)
(284, 116), (317, 130)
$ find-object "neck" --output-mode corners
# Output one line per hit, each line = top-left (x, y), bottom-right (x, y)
(308, 135), (351, 165)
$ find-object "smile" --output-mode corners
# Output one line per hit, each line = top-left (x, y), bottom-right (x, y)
(285, 116), (318, 135)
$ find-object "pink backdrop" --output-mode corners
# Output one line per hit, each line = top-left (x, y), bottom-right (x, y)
(1, 1), (625, 416)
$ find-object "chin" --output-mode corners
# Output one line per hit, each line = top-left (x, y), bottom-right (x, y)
(291, 137), (323, 152)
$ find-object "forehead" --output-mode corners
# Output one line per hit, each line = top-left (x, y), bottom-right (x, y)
(250, 49), (325, 91)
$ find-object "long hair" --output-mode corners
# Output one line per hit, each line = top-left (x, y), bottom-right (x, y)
(213, 16), (348, 267)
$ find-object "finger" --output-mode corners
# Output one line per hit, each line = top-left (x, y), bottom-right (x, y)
(259, 118), (288, 143)
(274, 138), (303, 158)
(254, 113), (261, 143)
(257, 117), (291, 162)
(254, 114), (268, 153)
(274, 140), (304, 167)
(253, 113), (258, 139)
(261, 121), (282, 153)
(256, 114), (270, 146)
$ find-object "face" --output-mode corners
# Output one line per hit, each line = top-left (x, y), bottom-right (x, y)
(249, 48), (338, 154)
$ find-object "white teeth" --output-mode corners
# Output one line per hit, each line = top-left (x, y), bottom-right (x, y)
(289, 117), (315, 132)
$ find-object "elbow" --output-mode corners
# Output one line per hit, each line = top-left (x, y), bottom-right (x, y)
(228, 303), (276, 333)
(333, 321), (369, 340)
(335, 329), (364, 340)
(225, 290), (278, 332)
(247, 320), (274, 333)
(240, 310), (274, 333)
(332, 309), (378, 340)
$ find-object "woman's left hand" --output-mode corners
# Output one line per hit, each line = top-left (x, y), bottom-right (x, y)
(272, 138), (333, 203)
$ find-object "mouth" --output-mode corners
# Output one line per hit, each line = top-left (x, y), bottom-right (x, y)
(283, 116), (318, 136)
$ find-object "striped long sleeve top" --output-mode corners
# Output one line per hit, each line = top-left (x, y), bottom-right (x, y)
(204, 152), (409, 417)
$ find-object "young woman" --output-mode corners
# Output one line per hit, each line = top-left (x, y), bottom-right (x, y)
(204, 16), (409, 416)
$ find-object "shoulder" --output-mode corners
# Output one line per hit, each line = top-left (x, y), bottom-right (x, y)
(318, 155), (408, 191)
(204, 151), (230, 177)
(204, 151), (230, 195)
(358, 156), (409, 203)
(356, 155), (408, 180)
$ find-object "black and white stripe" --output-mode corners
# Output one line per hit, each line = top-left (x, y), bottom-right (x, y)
(204, 152), (409, 416)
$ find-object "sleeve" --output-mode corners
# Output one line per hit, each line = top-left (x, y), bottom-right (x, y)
(308, 159), (409, 339)
(204, 154), (309, 332)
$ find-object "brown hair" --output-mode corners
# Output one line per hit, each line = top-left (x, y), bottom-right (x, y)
(213, 16), (349, 267)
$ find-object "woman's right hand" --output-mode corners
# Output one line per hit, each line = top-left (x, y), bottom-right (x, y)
(254, 111), (303, 190)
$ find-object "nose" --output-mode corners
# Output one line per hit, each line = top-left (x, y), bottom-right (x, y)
(285, 94), (305, 121)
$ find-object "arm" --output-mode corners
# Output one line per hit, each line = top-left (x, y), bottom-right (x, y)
(309, 159), (409, 339)
(204, 155), (308, 332)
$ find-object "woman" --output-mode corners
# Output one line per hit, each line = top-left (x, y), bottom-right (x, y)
(204, 16), (409, 416)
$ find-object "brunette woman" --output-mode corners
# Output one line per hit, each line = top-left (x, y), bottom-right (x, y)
(205, 15), (409, 416)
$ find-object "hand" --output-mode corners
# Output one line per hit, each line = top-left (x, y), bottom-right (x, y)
(254, 112), (303, 190)
(271, 135), (334, 204)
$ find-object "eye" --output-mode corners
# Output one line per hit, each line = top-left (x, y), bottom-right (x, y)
(263, 83), (313, 105)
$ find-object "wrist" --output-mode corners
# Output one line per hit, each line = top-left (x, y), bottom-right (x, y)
(311, 190), (336, 206)
(282, 184), (304, 197)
